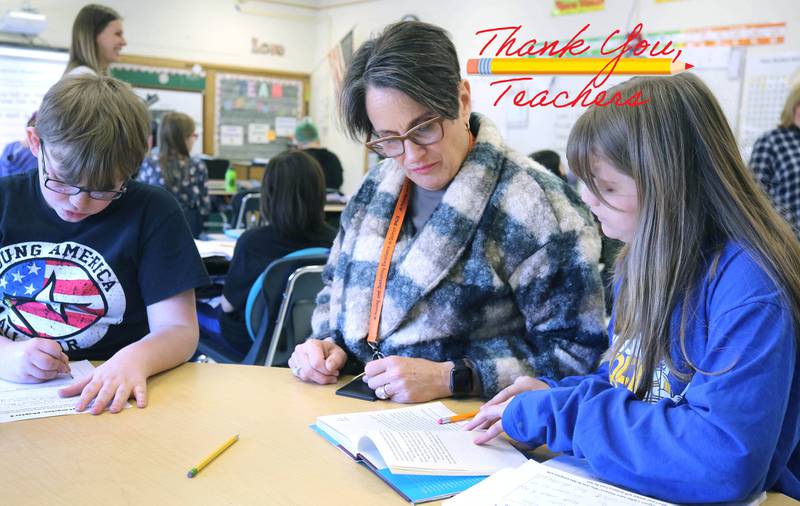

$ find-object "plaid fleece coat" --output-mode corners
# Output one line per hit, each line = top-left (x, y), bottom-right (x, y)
(311, 114), (607, 396)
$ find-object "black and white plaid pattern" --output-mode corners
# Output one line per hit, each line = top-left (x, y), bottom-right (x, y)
(749, 126), (800, 235)
(311, 113), (608, 396)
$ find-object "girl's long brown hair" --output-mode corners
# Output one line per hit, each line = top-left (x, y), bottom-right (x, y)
(567, 73), (800, 399)
(157, 112), (194, 188)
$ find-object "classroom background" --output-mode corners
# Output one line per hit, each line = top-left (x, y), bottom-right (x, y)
(1, 0), (798, 196)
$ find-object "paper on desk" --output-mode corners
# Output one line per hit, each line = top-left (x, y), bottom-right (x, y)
(444, 459), (676, 506)
(0, 360), (126, 423)
(194, 239), (236, 260)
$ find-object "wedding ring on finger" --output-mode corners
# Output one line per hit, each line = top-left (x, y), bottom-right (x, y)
(375, 384), (389, 400)
(291, 365), (302, 377)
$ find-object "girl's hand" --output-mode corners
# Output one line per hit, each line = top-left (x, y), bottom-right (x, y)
(467, 400), (511, 445)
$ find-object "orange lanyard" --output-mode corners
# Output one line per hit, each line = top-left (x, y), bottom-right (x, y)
(367, 177), (411, 355)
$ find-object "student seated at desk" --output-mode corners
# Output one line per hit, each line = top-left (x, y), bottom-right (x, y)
(218, 151), (336, 352)
(138, 112), (210, 238)
(0, 75), (210, 414)
(467, 74), (800, 503)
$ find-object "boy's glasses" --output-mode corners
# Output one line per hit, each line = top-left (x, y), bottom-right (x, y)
(40, 140), (128, 201)
(365, 116), (445, 158)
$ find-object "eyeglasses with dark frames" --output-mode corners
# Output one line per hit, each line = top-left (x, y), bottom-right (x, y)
(40, 140), (128, 201)
(365, 116), (445, 158)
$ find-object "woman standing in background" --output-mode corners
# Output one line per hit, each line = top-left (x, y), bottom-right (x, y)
(138, 112), (210, 238)
(64, 4), (126, 76)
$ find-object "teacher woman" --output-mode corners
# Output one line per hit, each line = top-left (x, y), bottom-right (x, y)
(288, 21), (607, 403)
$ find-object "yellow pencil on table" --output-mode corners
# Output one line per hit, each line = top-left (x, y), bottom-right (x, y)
(437, 410), (480, 424)
(187, 434), (239, 478)
(467, 57), (693, 76)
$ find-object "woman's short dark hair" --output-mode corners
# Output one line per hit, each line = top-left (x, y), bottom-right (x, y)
(339, 21), (462, 141)
(261, 150), (326, 240)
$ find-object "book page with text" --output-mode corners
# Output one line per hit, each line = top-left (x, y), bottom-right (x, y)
(316, 401), (461, 454)
(359, 430), (528, 476)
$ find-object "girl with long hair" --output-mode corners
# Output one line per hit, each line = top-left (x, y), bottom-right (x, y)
(216, 150), (336, 353)
(467, 73), (800, 502)
(138, 112), (210, 237)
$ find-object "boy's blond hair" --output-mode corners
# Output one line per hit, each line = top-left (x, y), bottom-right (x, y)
(35, 74), (149, 189)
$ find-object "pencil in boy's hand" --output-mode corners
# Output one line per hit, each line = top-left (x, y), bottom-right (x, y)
(437, 410), (480, 424)
(187, 434), (239, 478)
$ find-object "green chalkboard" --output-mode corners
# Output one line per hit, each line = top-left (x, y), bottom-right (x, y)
(215, 73), (304, 163)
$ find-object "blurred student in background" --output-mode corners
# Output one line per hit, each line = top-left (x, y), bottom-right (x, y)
(64, 3), (125, 76)
(213, 151), (336, 353)
(749, 84), (800, 237)
(0, 113), (38, 178)
(138, 112), (210, 238)
(294, 119), (345, 192)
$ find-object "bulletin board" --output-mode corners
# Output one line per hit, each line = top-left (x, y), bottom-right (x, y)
(112, 54), (309, 161)
(213, 72), (305, 162)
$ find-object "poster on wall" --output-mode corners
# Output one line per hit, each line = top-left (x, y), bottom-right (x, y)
(248, 123), (271, 144)
(551, 0), (604, 16)
(220, 125), (245, 146)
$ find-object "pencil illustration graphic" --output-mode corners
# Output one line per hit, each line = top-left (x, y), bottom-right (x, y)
(467, 57), (693, 76)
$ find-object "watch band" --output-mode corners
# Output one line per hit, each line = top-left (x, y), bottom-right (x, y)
(449, 358), (473, 398)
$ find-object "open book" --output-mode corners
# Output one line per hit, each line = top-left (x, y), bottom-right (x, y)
(312, 402), (528, 503)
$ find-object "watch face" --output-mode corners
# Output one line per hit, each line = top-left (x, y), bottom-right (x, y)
(451, 360), (472, 397)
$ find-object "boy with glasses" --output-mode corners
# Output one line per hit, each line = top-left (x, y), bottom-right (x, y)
(0, 75), (209, 414)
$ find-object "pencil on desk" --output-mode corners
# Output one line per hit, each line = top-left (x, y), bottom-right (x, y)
(187, 434), (239, 478)
(437, 410), (479, 424)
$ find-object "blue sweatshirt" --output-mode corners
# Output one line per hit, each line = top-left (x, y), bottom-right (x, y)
(503, 242), (800, 503)
(0, 141), (37, 178)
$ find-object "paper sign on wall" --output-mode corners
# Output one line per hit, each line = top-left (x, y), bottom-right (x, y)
(275, 117), (297, 137)
(220, 125), (245, 146)
(248, 123), (271, 144)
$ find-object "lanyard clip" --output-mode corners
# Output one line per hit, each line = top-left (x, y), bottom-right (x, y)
(368, 341), (384, 361)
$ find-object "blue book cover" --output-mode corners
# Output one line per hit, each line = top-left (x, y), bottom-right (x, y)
(310, 424), (486, 504)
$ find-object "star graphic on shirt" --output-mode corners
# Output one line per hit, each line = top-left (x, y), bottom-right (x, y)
(11, 271), (24, 283)
(26, 263), (41, 275)
(4, 272), (93, 336)
(0, 277), (6, 289)
(24, 284), (35, 296)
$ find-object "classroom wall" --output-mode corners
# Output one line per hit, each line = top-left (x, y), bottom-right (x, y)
(0, 0), (318, 73)
(2, 0), (798, 195)
(309, 0), (800, 194)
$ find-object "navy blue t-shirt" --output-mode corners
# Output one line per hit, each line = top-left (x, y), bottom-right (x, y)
(0, 171), (210, 360)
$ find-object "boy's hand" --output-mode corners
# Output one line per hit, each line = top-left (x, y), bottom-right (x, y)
(58, 348), (148, 415)
(0, 338), (70, 383)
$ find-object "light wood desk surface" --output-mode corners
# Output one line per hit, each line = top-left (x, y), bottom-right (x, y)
(0, 363), (482, 506)
(1, 363), (796, 506)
